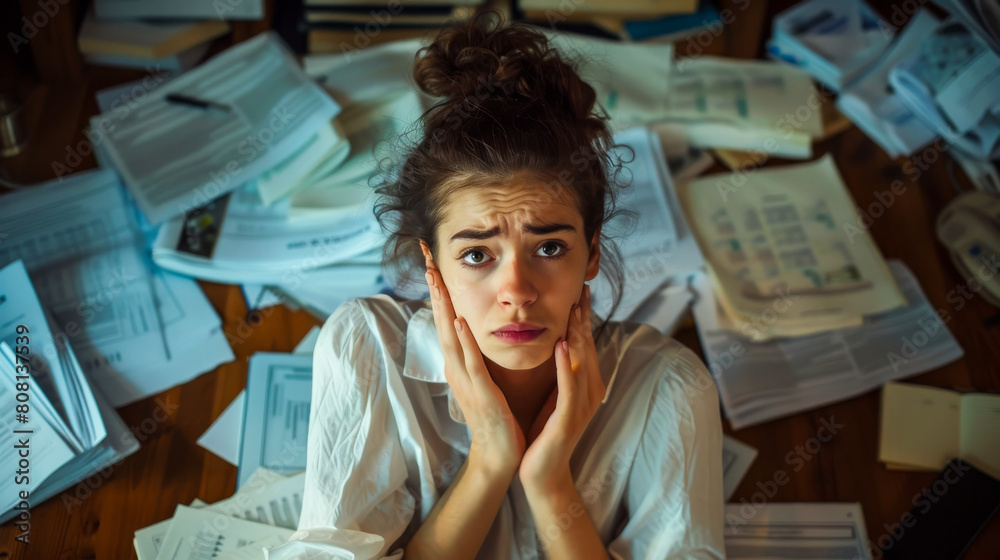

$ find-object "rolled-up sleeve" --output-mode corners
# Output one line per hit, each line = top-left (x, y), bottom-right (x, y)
(268, 300), (416, 560)
(607, 344), (725, 560)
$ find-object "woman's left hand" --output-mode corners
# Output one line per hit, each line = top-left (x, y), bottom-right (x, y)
(518, 284), (606, 493)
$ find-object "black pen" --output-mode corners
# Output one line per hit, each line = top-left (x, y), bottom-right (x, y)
(165, 93), (232, 113)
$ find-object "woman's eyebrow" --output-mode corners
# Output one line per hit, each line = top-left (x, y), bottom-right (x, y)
(449, 222), (576, 243)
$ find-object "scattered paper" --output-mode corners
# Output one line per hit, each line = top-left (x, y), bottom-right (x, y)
(724, 503), (872, 559)
(722, 435), (758, 501)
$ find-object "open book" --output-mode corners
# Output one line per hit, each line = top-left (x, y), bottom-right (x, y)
(879, 381), (1000, 480)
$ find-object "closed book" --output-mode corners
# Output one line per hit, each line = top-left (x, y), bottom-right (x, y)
(78, 10), (229, 59)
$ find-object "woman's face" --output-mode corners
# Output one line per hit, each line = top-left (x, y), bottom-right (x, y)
(422, 177), (600, 372)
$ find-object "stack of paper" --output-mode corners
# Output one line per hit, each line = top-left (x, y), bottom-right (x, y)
(724, 503), (873, 559)
(0, 168), (234, 407)
(766, 0), (894, 91)
(0, 260), (139, 524)
(95, 32), (341, 225)
(655, 57), (824, 159)
(691, 259), (964, 429)
(836, 9), (940, 158)
(678, 154), (907, 342)
(149, 181), (385, 285)
(889, 19), (1000, 160)
(133, 468), (304, 560)
(933, 0), (1000, 55)
(879, 381), (1000, 480)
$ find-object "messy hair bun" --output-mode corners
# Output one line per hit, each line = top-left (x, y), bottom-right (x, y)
(373, 10), (636, 340)
(413, 14), (599, 125)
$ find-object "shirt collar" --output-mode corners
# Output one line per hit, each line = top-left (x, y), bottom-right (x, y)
(402, 305), (467, 424)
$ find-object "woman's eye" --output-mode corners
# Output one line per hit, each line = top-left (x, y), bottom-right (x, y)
(539, 242), (563, 257)
(458, 242), (568, 269)
(462, 250), (489, 265)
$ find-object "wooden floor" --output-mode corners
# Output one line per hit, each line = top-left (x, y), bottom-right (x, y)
(2, 24), (1000, 560)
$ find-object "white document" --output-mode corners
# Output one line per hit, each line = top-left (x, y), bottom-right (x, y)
(0, 261), (105, 448)
(304, 38), (432, 108)
(724, 503), (872, 559)
(889, 19), (1000, 159)
(273, 261), (390, 320)
(293, 326), (322, 355)
(626, 280), (695, 336)
(154, 505), (294, 560)
(238, 353), (314, 488)
(100, 268), (235, 407)
(692, 260), (965, 430)
(152, 182), (384, 284)
(136, 470), (290, 560)
(837, 9), (940, 158)
(198, 326), (320, 466)
(0, 268), (141, 525)
(198, 391), (245, 466)
(198, 327), (319, 465)
(207, 471), (306, 530)
(242, 284), (285, 311)
(217, 536), (286, 560)
(257, 122), (349, 206)
(0, 344), (77, 514)
(679, 154), (907, 341)
(99, 32), (340, 224)
(544, 31), (674, 132)
(588, 127), (680, 322)
(768, 0), (894, 91)
(722, 435), (758, 501)
(288, 90), (423, 222)
(659, 57), (822, 159)
(0, 168), (170, 380)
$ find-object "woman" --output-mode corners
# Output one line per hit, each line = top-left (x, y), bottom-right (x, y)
(268, 11), (724, 560)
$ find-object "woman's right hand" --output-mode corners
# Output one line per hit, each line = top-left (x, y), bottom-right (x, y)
(423, 249), (525, 480)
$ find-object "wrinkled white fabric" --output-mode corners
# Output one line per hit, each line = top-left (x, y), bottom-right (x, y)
(267, 294), (725, 560)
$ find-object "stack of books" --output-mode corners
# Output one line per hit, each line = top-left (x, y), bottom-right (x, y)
(77, 8), (231, 72)
(304, 0), (483, 53)
(520, 0), (701, 41)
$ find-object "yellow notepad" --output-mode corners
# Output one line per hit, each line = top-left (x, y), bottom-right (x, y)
(879, 381), (1000, 480)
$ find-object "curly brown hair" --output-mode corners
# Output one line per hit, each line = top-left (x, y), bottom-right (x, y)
(371, 10), (637, 342)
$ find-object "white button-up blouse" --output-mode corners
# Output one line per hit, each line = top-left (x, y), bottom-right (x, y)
(266, 294), (725, 560)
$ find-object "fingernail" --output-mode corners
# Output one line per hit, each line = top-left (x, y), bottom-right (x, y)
(575, 306), (582, 321)
(562, 340), (569, 352)
(454, 318), (462, 332)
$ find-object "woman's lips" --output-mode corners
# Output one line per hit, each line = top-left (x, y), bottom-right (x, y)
(492, 328), (546, 344)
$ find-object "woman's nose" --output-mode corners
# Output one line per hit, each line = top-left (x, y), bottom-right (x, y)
(497, 255), (537, 307)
